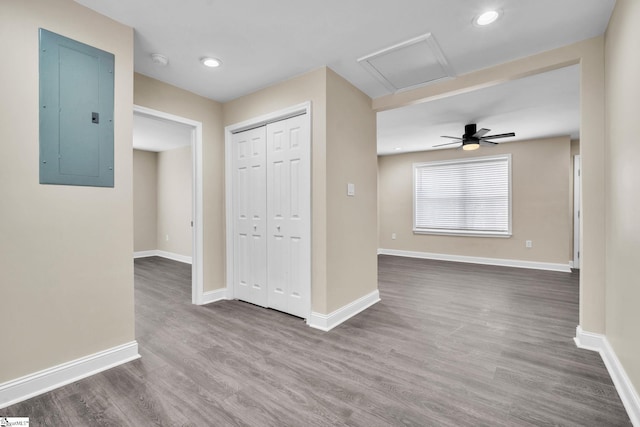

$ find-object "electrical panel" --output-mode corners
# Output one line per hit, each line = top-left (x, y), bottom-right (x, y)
(39, 28), (115, 187)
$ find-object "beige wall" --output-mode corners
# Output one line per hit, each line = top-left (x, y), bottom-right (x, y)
(325, 70), (378, 312)
(373, 37), (606, 334)
(133, 150), (158, 252)
(379, 137), (571, 264)
(133, 146), (192, 257)
(134, 74), (224, 292)
(224, 67), (378, 314)
(578, 38), (607, 335)
(604, 0), (640, 396)
(0, 0), (134, 383)
(157, 146), (192, 257)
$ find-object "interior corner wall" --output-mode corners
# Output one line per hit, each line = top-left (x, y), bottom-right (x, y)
(378, 137), (572, 265)
(325, 69), (378, 313)
(577, 37), (606, 335)
(222, 67), (329, 314)
(133, 73), (224, 292)
(157, 146), (192, 257)
(604, 0), (640, 396)
(133, 149), (158, 252)
(570, 139), (580, 156)
(0, 0), (134, 383)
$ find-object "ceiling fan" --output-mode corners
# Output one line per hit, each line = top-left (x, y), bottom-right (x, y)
(434, 123), (515, 151)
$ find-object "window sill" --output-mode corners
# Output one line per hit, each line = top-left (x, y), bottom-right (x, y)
(413, 229), (512, 238)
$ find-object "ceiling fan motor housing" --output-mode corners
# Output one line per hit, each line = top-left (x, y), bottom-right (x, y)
(464, 123), (478, 140)
(462, 123), (480, 148)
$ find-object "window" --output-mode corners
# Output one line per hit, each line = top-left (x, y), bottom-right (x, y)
(413, 154), (511, 237)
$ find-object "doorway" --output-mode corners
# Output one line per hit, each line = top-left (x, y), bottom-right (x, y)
(133, 105), (205, 305)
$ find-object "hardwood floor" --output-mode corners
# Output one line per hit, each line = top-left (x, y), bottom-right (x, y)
(4, 255), (631, 426)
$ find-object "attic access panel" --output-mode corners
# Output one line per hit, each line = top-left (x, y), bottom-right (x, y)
(358, 33), (454, 94)
(39, 28), (115, 187)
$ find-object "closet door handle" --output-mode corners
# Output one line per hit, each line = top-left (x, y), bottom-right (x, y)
(277, 225), (281, 232)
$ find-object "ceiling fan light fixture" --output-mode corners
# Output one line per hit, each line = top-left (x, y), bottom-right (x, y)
(475, 10), (501, 26)
(435, 123), (515, 150)
(201, 57), (222, 68)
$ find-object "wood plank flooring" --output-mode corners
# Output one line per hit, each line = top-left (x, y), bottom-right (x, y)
(4, 255), (631, 426)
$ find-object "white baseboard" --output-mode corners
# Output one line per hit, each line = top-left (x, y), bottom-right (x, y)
(199, 288), (228, 305)
(575, 326), (640, 426)
(0, 341), (140, 409)
(573, 325), (604, 351)
(133, 250), (157, 259)
(134, 250), (192, 265)
(378, 248), (571, 273)
(307, 290), (380, 332)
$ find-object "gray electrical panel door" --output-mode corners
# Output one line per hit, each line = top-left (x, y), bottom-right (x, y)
(39, 28), (115, 187)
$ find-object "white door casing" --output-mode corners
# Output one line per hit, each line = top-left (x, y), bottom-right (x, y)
(574, 154), (581, 269)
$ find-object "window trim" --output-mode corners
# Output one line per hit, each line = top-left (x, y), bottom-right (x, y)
(413, 154), (512, 238)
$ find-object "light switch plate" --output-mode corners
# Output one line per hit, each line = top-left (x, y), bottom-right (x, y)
(347, 183), (355, 196)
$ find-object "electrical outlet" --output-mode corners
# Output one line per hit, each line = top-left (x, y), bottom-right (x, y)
(526, 240), (533, 248)
(392, 233), (397, 240)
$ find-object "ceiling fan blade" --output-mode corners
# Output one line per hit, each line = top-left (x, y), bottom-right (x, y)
(440, 136), (462, 140)
(433, 141), (462, 148)
(481, 132), (515, 140)
(473, 128), (490, 138)
(480, 140), (499, 145)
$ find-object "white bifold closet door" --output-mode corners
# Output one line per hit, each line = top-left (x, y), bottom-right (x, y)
(232, 113), (310, 319)
(233, 126), (268, 307)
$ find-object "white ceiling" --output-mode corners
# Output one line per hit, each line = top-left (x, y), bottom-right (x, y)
(133, 113), (192, 152)
(377, 64), (580, 155)
(75, 0), (615, 154)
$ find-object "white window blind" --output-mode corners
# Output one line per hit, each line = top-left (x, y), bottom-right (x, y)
(414, 154), (511, 236)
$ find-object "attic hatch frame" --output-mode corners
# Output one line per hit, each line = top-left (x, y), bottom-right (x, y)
(358, 32), (455, 94)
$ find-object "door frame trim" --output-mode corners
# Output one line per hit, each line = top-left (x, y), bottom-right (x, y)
(224, 101), (312, 312)
(133, 105), (205, 305)
(573, 154), (581, 269)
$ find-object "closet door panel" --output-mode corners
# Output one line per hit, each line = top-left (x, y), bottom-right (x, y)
(266, 115), (310, 318)
(232, 127), (268, 307)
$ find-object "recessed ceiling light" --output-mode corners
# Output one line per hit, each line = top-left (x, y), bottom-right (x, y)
(394, 147), (403, 151)
(475, 10), (501, 26)
(151, 53), (168, 66)
(201, 57), (222, 68)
